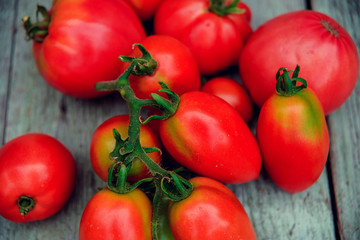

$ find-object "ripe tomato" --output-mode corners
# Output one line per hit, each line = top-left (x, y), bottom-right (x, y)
(123, 35), (201, 100)
(237, 1), (252, 22)
(90, 115), (162, 183)
(0, 133), (76, 222)
(124, 0), (165, 21)
(239, 10), (359, 114)
(257, 73), (329, 193)
(79, 187), (152, 240)
(31, 0), (145, 98)
(154, 0), (252, 75)
(201, 76), (254, 122)
(159, 91), (261, 184)
(169, 177), (257, 240)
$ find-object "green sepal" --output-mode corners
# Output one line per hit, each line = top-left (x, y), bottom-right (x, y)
(119, 43), (158, 76)
(160, 172), (193, 201)
(109, 128), (127, 162)
(22, 5), (51, 42)
(143, 147), (162, 154)
(209, 0), (244, 17)
(276, 65), (307, 97)
(142, 82), (180, 124)
(107, 162), (153, 194)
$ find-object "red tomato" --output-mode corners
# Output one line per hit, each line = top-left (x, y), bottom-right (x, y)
(0, 133), (76, 222)
(257, 88), (329, 193)
(31, 0), (146, 98)
(159, 91), (261, 184)
(239, 10), (359, 114)
(79, 187), (152, 240)
(169, 177), (257, 240)
(201, 76), (254, 122)
(154, 0), (252, 75)
(124, 0), (165, 21)
(90, 115), (162, 183)
(237, 1), (252, 21)
(123, 35), (201, 100)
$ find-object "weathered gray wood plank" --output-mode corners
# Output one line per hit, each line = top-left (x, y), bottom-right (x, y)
(0, 0), (16, 143)
(311, 0), (360, 239)
(1, 0), (357, 239)
(231, 1), (336, 240)
(0, 0), (127, 239)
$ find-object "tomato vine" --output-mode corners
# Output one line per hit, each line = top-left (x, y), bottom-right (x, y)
(95, 44), (193, 240)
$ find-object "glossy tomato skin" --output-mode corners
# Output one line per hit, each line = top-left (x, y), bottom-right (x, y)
(0, 133), (76, 222)
(201, 77), (254, 122)
(90, 115), (162, 183)
(160, 91), (261, 184)
(169, 177), (257, 240)
(239, 10), (359, 114)
(123, 35), (201, 100)
(154, 0), (251, 75)
(257, 88), (329, 193)
(124, 0), (165, 21)
(33, 0), (146, 98)
(79, 187), (152, 240)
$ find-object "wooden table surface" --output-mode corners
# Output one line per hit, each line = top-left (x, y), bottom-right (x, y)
(0, 0), (359, 239)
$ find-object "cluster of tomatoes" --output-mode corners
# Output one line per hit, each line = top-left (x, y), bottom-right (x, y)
(0, 0), (359, 239)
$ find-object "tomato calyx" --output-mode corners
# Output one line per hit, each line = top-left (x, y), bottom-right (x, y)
(17, 195), (35, 216)
(120, 43), (158, 76)
(22, 5), (50, 42)
(209, 0), (245, 17)
(107, 162), (153, 194)
(161, 171), (193, 201)
(276, 65), (308, 97)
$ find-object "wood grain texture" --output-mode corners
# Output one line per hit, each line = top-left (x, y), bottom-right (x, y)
(231, 1), (336, 239)
(0, 0), (358, 239)
(0, 0), (127, 239)
(311, 0), (360, 239)
(0, 0), (16, 144)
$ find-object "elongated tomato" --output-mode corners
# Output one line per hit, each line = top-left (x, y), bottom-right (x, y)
(160, 91), (261, 184)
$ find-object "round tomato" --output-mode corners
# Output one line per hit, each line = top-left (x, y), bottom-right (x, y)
(123, 35), (201, 100)
(257, 70), (329, 193)
(239, 10), (359, 114)
(237, 1), (252, 22)
(154, 0), (252, 75)
(159, 91), (261, 184)
(29, 0), (145, 98)
(169, 177), (256, 240)
(0, 133), (76, 222)
(79, 187), (152, 240)
(124, 0), (165, 21)
(201, 76), (254, 122)
(90, 115), (162, 183)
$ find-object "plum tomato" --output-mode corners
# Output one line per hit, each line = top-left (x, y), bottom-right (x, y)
(160, 91), (261, 184)
(79, 187), (152, 240)
(169, 177), (257, 240)
(256, 66), (330, 193)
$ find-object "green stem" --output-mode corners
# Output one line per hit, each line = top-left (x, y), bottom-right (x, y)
(22, 5), (51, 42)
(96, 43), (192, 200)
(17, 195), (35, 215)
(275, 65), (307, 96)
